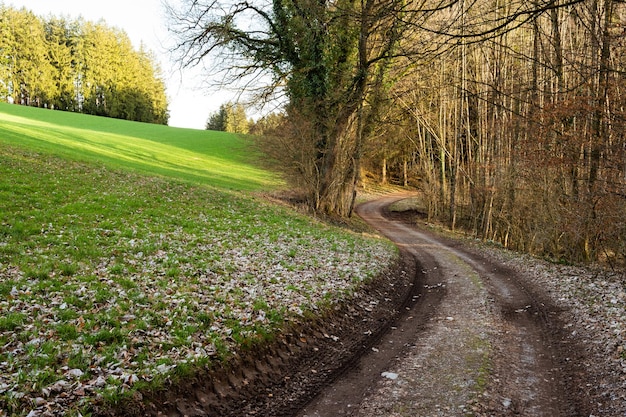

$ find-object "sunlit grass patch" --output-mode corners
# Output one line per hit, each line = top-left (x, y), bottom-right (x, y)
(0, 102), (282, 191)
(0, 145), (396, 415)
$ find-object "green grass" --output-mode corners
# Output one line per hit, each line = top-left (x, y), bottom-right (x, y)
(0, 104), (397, 415)
(0, 102), (281, 191)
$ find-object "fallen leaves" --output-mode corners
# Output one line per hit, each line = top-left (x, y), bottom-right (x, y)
(0, 151), (397, 416)
(482, 247), (626, 416)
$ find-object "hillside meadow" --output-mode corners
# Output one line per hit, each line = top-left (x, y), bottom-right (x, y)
(0, 102), (277, 191)
(0, 104), (397, 416)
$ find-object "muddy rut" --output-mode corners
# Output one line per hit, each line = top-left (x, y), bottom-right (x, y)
(108, 194), (591, 417)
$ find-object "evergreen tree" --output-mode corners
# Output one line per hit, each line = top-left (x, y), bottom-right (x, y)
(0, 7), (54, 106)
(206, 104), (227, 131)
(44, 16), (82, 111)
(224, 103), (249, 134)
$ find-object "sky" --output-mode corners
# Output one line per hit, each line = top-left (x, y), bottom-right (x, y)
(10, 0), (236, 129)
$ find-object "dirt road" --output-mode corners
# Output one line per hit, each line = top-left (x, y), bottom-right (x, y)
(120, 194), (594, 417)
(297, 194), (590, 416)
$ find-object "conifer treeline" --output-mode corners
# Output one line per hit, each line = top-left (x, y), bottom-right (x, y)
(0, 5), (169, 124)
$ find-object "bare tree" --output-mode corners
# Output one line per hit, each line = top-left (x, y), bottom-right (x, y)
(167, 0), (414, 216)
(384, 0), (626, 263)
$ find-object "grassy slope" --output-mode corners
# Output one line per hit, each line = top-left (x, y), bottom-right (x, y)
(0, 102), (279, 191)
(0, 104), (396, 416)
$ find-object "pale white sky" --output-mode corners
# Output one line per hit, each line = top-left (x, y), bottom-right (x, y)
(10, 0), (236, 129)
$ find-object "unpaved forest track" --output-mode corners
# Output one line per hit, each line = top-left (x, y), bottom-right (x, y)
(298, 194), (591, 416)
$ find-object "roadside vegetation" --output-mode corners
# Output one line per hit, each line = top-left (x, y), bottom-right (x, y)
(0, 105), (397, 416)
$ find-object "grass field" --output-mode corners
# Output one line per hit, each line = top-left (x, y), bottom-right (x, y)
(0, 104), (396, 416)
(0, 102), (280, 191)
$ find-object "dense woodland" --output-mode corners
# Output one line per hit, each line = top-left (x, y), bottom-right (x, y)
(0, 5), (169, 124)
(170, 0), (626, 265)
(371, 0), (626, 265)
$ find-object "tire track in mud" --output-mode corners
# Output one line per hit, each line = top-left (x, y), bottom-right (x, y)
(295, 236), (446, 416)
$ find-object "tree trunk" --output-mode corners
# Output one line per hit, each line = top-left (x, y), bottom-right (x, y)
(403, 159), (408, 187)
(589, 0), (613, 191)
(382, 158), (388, 184)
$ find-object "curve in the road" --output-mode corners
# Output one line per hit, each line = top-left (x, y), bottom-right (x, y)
(297, 194), (589, 417)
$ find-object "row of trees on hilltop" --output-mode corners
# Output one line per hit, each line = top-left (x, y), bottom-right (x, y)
(0, 5), (169, 124)
(206, 102), (251, 134)
(169, 0), (625, 264)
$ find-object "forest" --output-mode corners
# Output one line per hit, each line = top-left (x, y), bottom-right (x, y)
(0, 5), (169, 124)
(370, 0), (626, 265)
(170, 0), (626, 265)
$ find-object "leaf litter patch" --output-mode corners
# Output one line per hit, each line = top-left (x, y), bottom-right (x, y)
(0, 148), (397, 416)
